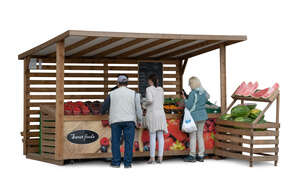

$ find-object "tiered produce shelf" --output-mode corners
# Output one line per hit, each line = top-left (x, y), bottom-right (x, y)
(215, 90), (280, 167)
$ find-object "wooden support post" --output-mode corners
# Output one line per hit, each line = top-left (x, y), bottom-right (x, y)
(274, 93), (280, 166)
(220, 44), (227, 113)
(23, 57), (30, 155)
(103, 63), (108, 96)
(181, 59), (188, 75)
(55, 41), (65, 160)
(178, 60), (184, 96)
(250, 134), (254, 167)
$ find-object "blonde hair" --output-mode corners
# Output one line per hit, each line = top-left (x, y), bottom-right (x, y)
(189, 76), (202, 90)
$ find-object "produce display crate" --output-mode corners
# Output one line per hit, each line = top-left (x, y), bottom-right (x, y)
(40, 105), (56, 161)
(215, 91), (280, 167)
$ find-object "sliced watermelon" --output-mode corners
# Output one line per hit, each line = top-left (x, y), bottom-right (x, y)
(241, 82), (253, 96)
(244, 81), (259, 96)
(262, 83), (279, 98)
(240, 82), (252, 96)
(251, 88), (269, 98)
(235, 82), (246, 95)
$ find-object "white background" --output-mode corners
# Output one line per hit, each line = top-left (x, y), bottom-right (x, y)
(1, 0), (299, 183)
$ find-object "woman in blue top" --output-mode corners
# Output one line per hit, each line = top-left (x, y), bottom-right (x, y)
(182, 76), (210, 162)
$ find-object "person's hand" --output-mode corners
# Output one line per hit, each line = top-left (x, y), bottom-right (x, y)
(181, 91), (186, 99)
(136, 122), (142, 128)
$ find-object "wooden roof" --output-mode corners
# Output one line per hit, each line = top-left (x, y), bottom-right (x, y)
(18, 30), (246, 60)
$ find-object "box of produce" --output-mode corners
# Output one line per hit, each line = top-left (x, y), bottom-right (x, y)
(219, 105), (267, 130)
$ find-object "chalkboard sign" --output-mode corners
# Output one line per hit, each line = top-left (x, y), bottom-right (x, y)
(138, 62), (163, 97)
(67, 130), (99, 144)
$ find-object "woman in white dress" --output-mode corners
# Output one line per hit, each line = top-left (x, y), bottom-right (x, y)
(142, 74), (167, 164)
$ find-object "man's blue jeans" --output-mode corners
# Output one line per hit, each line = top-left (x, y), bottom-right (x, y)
(110, 121), (135, 167)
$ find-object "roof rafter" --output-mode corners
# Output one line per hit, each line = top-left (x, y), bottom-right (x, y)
(135, 40), (194, 58)
(94, 38), (147, 58)
(69, 37), (122, 57)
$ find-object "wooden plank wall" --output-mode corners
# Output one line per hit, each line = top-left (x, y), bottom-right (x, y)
(25, 58), (181, 154)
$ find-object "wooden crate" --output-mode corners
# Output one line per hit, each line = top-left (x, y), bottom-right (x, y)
(40, 105), (56, 161)
(215, 92), (280, 167)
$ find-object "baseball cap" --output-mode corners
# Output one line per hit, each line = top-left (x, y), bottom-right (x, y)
(117, 75), (128, 83)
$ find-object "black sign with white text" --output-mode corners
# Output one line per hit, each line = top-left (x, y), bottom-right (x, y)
(67, 130), (99, 144)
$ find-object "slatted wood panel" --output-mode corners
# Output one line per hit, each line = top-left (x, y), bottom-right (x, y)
(40, 106), (56, 160)
(215, 119), (280, 166)
(25, 58), (181, 154)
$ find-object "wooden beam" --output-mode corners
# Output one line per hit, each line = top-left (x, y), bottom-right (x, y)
(181, 59), (188, 75)
(36, 57), (180, 64)
(275, 93), (280, 166)
(116, 39), (171, 58)
(179, 41), (225, 59)
(69, 30), (247, 41)
(69, 37), (122, 57)
(94, 38), (147, 57)
(136, 40), (193, 58)
(23, 57), (30, 155)
(18, 31), (69, 59)
(47, 36), (97, 57)
(220, 44), (227, 113)
(158, 40), (219, 59)
(55, 41), (65, 160)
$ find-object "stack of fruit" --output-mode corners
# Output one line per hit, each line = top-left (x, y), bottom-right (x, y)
(64, 101), (90, 115)
(164, 98), (184, 114)
(234, 82), (279, 99)
(85, 101), (102, 115)
(220, 103), (267, 130)
(63, 101), (103, 115)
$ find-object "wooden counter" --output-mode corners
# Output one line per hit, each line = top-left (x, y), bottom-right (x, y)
(64, 113), (221, 121)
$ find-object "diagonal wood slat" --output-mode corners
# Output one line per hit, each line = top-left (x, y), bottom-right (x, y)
(136, 40), (194, 58)
(47, 37), (98, 57)
(115, 39), (171, 58)
(179, 41), (226, 59)
(94, 38), (148, 57)
(70, 37), (122, 57)
(158, 40), (220, 59)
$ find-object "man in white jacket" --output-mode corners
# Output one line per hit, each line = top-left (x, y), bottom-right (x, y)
(101, 75), (142, 168)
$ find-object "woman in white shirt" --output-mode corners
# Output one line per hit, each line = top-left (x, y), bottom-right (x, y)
(143, 74), (167, 164)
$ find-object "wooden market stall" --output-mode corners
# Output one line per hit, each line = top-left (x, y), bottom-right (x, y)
(18, 30), (247, 165)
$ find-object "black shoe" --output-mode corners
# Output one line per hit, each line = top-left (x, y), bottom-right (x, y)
(110, 163), (120, 168)
(184, 155), (196, 162)
(124, 165), (132, 168)
(196, 156), (204, 162)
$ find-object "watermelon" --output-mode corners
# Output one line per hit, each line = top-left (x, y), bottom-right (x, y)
(231, 105), (250, 117)
(234, 117), (253, 123)
(244, 103), (257, 110)
(251, 88), (269, 98)
(239, 82), (250, 96)
(244, 82), (258, 96)
(249, 109), (264, 120)
(235, 82), (246, 95)
(220, 114), (233, 120)
(262, 83), (279, 98)
(241, 82), (253, 96)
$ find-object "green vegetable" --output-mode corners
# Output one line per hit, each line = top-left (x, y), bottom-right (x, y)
(220, 114), (233, 120)
(234, 117), (253, 123)
(231, 105), (250, 118)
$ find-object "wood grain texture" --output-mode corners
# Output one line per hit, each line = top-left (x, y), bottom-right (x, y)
(55, 41), (65, 160)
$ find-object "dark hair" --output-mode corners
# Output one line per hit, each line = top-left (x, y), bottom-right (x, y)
(148, 74), (158, 87)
